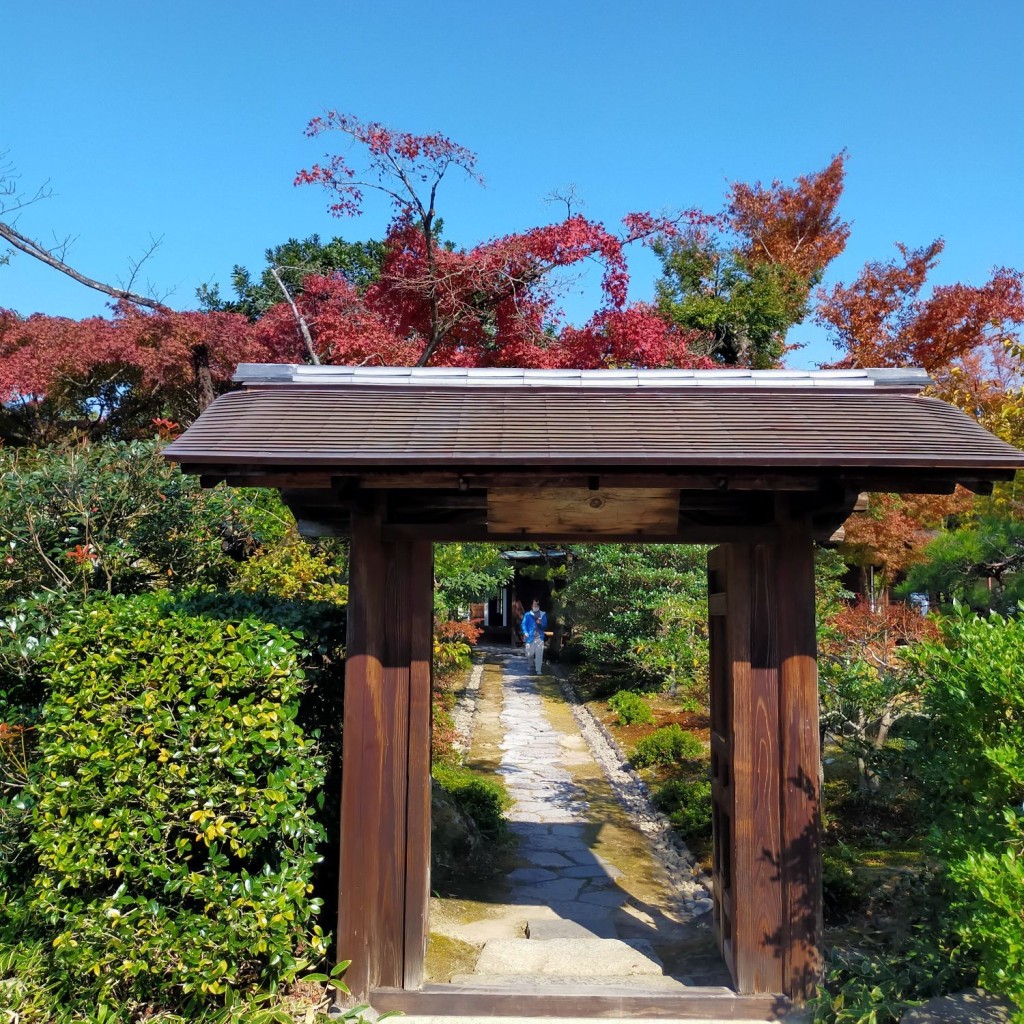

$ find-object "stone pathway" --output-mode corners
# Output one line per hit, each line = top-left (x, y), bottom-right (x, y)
(427, 647), (731, 993)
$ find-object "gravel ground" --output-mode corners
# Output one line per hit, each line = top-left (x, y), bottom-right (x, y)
(451, 660), (485, 755)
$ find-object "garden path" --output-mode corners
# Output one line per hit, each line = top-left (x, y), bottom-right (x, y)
(425, 646), (731, 994)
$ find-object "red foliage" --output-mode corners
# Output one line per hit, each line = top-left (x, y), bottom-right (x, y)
(151, 418), (181, 440)
(818, 239), (1024, 373)
(822, 598), (940, 664)
(435, 618), (483, 646)
(821, 239), (1024, 576)
(0, 303), (274, 407)
(295, 112), (693, 368)
(840, 490), (970, 578)
(295, 111), (480, 220)
(558, 305), (713, 369)
(65, 544), (98, 566)
(254, 274), (421, 367)
(728, 153), (850, 280)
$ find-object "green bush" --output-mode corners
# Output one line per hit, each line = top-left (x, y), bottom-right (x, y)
(607, 690), (655, 726)
(812, 941), (964, 1024)
(231, 532), (348, 605)
(631, 724), (704, 768)
(0, 441), (291, 605)
(432, 762), (509, 845)
(821, 844), (866, 925)
(0, 594), (329, 1020)
(809, 862), (976, 1023)
(559, 544), (710, 692)
(652, 778), (712, 841)
(908, 606), (1024, 1015)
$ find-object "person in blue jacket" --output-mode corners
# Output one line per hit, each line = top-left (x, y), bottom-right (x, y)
(521, 599), (548, 674)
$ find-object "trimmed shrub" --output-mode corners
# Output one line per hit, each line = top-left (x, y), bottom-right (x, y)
(631, 724), (704, 768)
(0, 594), (328, 1019)
(653, 778), (712, 841)
(607, 690), (655, 726)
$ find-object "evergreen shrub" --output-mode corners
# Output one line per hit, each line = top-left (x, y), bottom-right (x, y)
(910, 606), (1024, 1016)
(431, 762), (509, 845)
(631, 724), (704, 768)
(607, 690), (655, 726)
(0, 594), (328, 1019)
(652, 777), (712, 841)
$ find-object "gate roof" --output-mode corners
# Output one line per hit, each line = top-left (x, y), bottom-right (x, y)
(163, 365), (1024, 543)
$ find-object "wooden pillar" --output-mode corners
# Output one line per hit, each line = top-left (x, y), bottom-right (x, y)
(338, 500), (433, 1000)
(708, 536), (822, 1001)
(776, 527), (823, 1001)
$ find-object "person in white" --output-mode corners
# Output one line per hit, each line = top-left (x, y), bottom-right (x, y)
(521, 599), (548, 674)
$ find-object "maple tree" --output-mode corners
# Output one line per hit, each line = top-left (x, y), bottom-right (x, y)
(819, 598), (939, 791)
(727, 153), (849, 282)
(293, 111), (689, 368)
(818, 239), (1024, 378)
(820, 239), (1024, 576)
(655, 155), (850, 367)
(839, 491), (971, 588)
(0, 304), (284, 442)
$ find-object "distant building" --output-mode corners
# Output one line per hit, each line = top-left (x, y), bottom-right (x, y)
(481, 548), (566, 644)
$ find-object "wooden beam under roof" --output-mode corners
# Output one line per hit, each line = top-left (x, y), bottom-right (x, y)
(189, 463), (1014, 498)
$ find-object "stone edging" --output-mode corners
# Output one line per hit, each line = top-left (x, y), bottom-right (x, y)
(553, 669), (715, 921)
(452, 660), (485, 756)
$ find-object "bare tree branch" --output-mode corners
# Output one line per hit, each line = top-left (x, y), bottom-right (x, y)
(0, 219), (172, 313)
(269, 265), (320, 364)
(545, 184), (583, 219)
(122, 234), (165, 298)
(0, 154), (53, 217)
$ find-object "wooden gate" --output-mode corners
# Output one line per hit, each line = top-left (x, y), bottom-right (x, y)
(707, 540), (822, 999)
(707, 545), (736, 980)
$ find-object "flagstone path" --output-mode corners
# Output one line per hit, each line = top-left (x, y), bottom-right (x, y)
(426, 646), (731, 992)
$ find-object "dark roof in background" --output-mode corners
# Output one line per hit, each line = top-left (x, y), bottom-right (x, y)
(164, 371), (1024, 473)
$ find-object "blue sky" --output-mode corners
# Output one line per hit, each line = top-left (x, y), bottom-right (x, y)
(2, 0), (1022, 367)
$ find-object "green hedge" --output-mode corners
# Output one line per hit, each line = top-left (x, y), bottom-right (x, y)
(432, 762), (509, 845)
(0, 594), (328, 1019)
(631, 724), (704, 768)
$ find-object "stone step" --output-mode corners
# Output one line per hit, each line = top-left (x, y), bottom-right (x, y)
(384, 1018), (789, 1024)
(447, 973), (730, 992)
(474, 936), (663, 977)
(525, 916), (617, 940)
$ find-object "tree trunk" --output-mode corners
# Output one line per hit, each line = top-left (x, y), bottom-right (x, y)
(192, 345), (216, 412)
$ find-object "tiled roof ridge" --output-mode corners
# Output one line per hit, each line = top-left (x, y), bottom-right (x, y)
(232, 363), (929, 391)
